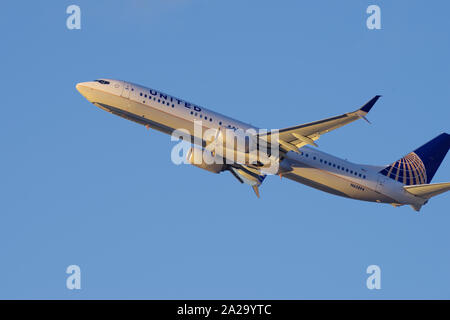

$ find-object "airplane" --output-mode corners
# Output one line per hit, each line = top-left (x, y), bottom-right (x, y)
(76, 79), (450, 211)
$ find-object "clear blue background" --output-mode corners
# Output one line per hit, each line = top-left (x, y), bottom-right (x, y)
(1, 0), (449, 299)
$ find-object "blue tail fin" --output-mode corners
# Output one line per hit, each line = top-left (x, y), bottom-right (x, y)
(379, 133), (450, 185)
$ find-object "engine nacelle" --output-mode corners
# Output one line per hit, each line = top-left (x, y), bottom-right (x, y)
(186, 147), (226, 174)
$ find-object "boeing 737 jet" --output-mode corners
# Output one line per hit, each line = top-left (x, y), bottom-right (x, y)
(76, 79), (450, 211)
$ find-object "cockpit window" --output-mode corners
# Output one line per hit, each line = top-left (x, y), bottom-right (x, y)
(94, 80), (110, 85)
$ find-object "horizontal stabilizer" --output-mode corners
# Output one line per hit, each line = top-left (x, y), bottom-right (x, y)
(404, 182), (450, 199)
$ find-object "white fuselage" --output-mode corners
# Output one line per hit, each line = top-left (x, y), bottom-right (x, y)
(76, 79), (425, 208)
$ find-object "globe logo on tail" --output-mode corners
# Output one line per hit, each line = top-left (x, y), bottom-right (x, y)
(381, 152), (427, 185)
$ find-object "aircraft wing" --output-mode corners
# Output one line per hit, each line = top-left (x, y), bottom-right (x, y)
(259, 95), (381, 153)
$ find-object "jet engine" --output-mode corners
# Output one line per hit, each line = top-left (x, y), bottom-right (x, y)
(186, 147), (266, 197)
(186, 147), (226, 174)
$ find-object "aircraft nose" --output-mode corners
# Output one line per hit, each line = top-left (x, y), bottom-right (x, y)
(76, 81), (87, 92)
(76, 82), (92, 100)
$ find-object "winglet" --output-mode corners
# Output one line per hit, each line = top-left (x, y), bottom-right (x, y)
(359, 95), (381, 113)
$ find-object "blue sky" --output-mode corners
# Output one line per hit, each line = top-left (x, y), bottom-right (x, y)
(0, 0), (449, 299)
